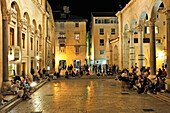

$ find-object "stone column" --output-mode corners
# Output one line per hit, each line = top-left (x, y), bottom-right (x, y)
(17, 21), (22, 75)
(39, 34), (43, 70)
(34, 31), (38, 73)
(129, 29), (135, 71)
(2, 14), (9, 82)
(149, 20), (156, 75)
(27, 25), (31, 75)
(166, 10), (170, 78)
(138, 25), (144, 70)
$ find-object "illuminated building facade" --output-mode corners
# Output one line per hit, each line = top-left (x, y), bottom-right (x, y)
(54, 7), (88, 71)
(115, 0), (170, 78)
(0, 0), (55, 90)
(90, 12), (118, 65)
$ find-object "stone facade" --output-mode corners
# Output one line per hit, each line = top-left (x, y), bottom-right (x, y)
(54, 11), (87, 71)
(0, 0), (55, 90)
(116, 0), (170, 77)
(90, 12), (118, 65)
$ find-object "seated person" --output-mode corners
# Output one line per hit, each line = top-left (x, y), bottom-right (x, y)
(11, 81), (18, 94)
(18, 87), (24, 98)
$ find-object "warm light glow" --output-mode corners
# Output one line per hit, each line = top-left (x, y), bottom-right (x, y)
(30, 82), (37, 87)
(157, 51), (165, 59)
(36, 56), (39, 60)
(8, 55), (14, 61)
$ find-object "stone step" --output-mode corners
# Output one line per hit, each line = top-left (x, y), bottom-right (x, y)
(0, 80), (48, 113)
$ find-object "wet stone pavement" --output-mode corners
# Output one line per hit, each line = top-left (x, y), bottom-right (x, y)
(9, 79), (170, 113)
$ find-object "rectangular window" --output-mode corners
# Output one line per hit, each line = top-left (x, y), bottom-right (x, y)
(60, 23), (64, 29)
(75, 33), (80, 40)
(100, 50), (104, 55)
(111, 28), (115, 35)
(145, 27), (150, 34)
(60, 47), (65, 53)
(163, 21), (165, 26)
(95, 19), (98, 24)
(75, 23), (79, 27)
(31, 38), (33, 50)
(10, 28), (14, 46)
(143, 38), (150, 43)
(100, 39), (104, 46)
(59, 60), (66, 70)
(145, 26), (159, 34)
(60, 44), (65, 53)
(155, 26), (159, 34)
(100, 28), (104, 35)
(22, 33), (25, 48)
(37, 40), (39, 51)
(75, 47), (80, 53)
(134, 38), (138, 43)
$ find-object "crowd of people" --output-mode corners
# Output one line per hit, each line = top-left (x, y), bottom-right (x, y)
(115, 66), (167, 94)
(0, 68), (49, 105)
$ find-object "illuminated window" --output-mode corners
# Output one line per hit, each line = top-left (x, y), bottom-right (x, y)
(111, 28), (115, 35)
(100, 39), (104, 46)
(145, 26), (159, 34)
(60, 44), (65, 53)
(10, 28), (14, 46)
(31, 38), (33, 50)
(59, 60), (66, 70)
(22, 33), (25, 48)
(75, 33), (80, 40)
(155, 26), (159, 34)
(60, 47), (65, 53)
(100, 28), (104, 35)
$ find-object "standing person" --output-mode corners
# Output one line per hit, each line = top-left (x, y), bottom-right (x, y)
(112, 64), (116, 74)
(65, 70), (69, 78)
(116, 65), (119, 73)
(70, 64), (73, 71)
(68, 65), (70, 71)
(38, 69), (42, 78)
(157, 68), (162, 77)
(31, 68), (35, 76)
(42, 68), (46, 79)
(99, 65), (101, 73)
(106, 64), (108, 75)
(58, 65), (62, 76)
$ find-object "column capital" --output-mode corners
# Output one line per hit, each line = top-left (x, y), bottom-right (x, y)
(27, 24), (32, 32)
(149, 19), (156, 27)
(2, 10), (11, 22)
(127, 28), (135, 33)
(17, 20), (24, 28)
(138, 24), (144, 32)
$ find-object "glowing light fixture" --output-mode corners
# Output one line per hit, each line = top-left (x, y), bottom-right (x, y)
(30, 82), (37, 87)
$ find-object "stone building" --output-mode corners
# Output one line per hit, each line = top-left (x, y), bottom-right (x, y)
(54, 7), (87, 72)
(0, 0), (55, 90)
(90, 12), (118, 65)
(46, 1), (55, 73)
(115, 0), (170, 77)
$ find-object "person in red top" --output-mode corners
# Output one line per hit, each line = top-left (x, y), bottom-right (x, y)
(162, 69), (167, 77)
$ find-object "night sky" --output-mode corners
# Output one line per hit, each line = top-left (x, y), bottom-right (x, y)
(48, 0), (130, 26)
